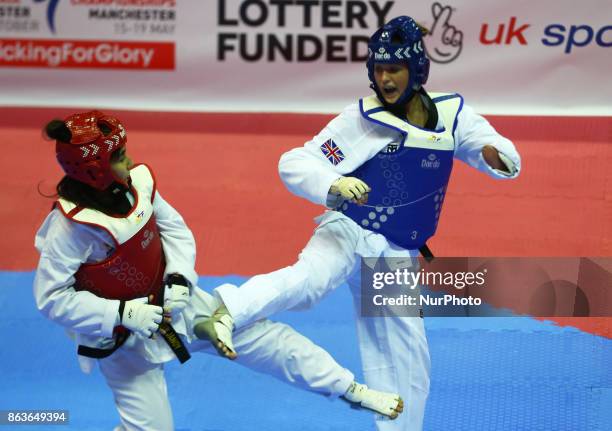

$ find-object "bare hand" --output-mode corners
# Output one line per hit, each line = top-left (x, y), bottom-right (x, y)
(482, 145), (507, 171)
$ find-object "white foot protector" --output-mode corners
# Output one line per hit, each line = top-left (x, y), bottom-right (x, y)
(213, 313), (236, 355)
(342, 382), (404, 419)
(194, 310), (237, 359)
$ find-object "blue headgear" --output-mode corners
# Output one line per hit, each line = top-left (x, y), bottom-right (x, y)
(367, 16), (430, 108)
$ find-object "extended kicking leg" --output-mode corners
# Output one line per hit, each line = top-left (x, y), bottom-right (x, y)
(193, 305), (404, 419)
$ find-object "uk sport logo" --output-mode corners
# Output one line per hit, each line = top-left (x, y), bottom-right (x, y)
(320, 139), (345, 166)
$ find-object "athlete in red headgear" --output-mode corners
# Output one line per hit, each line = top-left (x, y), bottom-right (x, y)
(33, 111), (405, 430)
(55, 111), (128, 190)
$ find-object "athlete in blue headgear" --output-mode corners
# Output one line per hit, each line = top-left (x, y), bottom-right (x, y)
(200, 16), (522, 431)
(367, 16), (431, 113)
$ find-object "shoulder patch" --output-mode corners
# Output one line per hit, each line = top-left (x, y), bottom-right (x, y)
(320, 139), (345, 166)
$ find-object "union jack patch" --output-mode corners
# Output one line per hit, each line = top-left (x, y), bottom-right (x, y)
(320, 139), (345, 165)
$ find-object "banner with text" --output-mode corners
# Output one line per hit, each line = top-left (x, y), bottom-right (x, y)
(0, 0), (609, 115)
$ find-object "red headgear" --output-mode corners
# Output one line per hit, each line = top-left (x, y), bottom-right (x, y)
(55, 111), (127, 190)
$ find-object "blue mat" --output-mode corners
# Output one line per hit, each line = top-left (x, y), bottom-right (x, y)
(1, 271), (610, 430)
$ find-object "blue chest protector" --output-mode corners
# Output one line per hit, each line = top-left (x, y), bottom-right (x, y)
(339, 93), (463, 250)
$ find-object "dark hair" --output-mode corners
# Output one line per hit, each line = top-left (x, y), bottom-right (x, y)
(56, 176), (131, 215)
(45, 119), (130, 215)
(45, 119), (72, 142)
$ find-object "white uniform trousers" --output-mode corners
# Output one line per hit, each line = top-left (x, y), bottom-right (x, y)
(99, 287), (355, 431)
(217, 211), (431, 431)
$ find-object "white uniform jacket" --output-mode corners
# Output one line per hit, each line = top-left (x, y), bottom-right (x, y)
(33, 165), (198, 371)
(279, 93), (521, 209)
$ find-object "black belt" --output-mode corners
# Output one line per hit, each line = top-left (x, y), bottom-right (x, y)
(418, 243), (434, 318)
(156, 282), (191, 364)
(77, 330), (130, 359)
(418, 243), (435, 262)
(77, 324), (191, 363)
(159, 321), (191, 363)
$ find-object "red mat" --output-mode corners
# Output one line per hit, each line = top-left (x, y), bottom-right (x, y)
(1, 108), (610, 336)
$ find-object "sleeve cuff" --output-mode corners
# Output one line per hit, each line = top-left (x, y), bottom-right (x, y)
(101, 299), (121, 338)
(497, 152), (518, 176)
(479, 151), (520, 179)
(164, 267), (198, 288)
(318, 172), (343, 207)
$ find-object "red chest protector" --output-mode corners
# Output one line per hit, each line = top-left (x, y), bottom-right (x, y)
(56, 164), (165, 305)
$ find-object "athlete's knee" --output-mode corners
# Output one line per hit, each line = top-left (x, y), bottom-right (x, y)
(278, 328), (318, 368)
(289, 259), (335, 307)
(298, 238), (356, 282)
